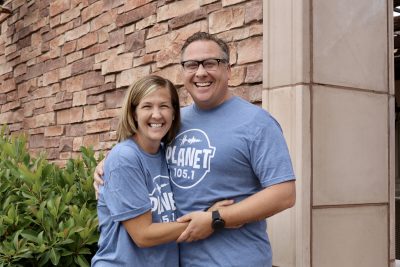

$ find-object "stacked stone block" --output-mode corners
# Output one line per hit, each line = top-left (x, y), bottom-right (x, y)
(0, 0), (262, 165)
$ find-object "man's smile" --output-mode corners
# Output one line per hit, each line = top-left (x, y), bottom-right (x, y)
(195, 82), (212, 87)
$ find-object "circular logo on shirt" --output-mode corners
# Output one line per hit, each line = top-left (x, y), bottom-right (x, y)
(165, 129), (216, 189)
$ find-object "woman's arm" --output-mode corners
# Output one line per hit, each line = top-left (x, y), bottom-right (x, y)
(123, 199), (237, 247)
(122, 211), (188, 248)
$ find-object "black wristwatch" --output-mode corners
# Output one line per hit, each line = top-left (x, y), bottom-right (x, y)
(211, 210), (225, 230)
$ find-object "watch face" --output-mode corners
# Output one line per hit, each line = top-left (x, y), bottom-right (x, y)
(213, 219), (225, 230)
(211, 210), (225, 230)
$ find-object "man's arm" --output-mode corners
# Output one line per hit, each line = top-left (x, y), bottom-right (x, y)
(177, 180), (295, 242)
(219, 180), (295, 227)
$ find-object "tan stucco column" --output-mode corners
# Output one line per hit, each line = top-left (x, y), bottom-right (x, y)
(263, 1), (395, 266)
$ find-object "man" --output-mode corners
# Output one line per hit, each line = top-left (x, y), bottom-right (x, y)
(95, 32), (295, 266)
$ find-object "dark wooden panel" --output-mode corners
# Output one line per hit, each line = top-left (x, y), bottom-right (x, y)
(395, 16), (400, 32)
(395, 34), (400, 49)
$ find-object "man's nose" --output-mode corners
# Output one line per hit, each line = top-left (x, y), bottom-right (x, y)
(195, 63), (208, 76)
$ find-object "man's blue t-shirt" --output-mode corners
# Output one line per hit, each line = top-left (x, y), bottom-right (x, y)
(92, 139), (179, 267)
(166, 96), (295, 267)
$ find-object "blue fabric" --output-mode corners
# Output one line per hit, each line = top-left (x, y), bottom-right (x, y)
(166, 96), (295, 267)
(92, 139), (179, 267)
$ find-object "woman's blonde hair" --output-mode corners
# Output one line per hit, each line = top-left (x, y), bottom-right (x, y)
(117, 75), (180, 144)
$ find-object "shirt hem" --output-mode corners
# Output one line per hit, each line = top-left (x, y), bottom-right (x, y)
(111, 205), (151, 222)
(261, 175), (295, 188)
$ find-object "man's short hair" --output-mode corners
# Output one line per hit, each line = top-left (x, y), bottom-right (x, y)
(181, 32), (230, 62)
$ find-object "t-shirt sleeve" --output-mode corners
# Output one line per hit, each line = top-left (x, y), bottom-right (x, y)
(103, 155), (152, 222)
(250, 114), (296, 188)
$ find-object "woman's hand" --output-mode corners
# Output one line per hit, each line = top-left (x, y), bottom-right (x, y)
(176, 211), (213, 242)
(93, 159), (105, 199)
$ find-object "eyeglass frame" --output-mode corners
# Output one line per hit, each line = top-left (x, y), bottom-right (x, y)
(180, 58), (228, 73)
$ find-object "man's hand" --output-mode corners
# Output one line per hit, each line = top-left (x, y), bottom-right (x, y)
(176, 211), (213, 242)
(93, 159), (105, 199)
(206, 199), (234, 212)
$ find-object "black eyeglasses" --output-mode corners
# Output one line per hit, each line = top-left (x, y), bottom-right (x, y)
(180, 58), (227, 73)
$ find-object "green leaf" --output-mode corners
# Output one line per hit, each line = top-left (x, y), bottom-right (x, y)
(21, 230), (40, 244)
(17, 164), (35, 186)
(58, 238), (74, 245)
(65, 191), (73, 203)
(49, 247), (60, 265)
(61, 250), (74, 256)
(7, 205), (15, 224)
(38, 231), (44, 245)
(78, 247), (91, 255)
(3, 196), (13, 211)
(38, 250), (50, 266)
(13, 230), (21, 250)
(75, 254), (89, 267)
(37, 202), (45, 221)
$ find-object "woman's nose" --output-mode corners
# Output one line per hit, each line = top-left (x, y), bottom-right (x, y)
(151, 108), (162, 118)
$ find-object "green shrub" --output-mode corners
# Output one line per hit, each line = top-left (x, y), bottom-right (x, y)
(0, 128), (102, 266)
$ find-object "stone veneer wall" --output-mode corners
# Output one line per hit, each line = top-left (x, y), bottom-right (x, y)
(0, 0), (262, 165)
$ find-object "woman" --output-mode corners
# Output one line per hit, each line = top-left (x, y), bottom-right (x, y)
(91, 75), (184, 266)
